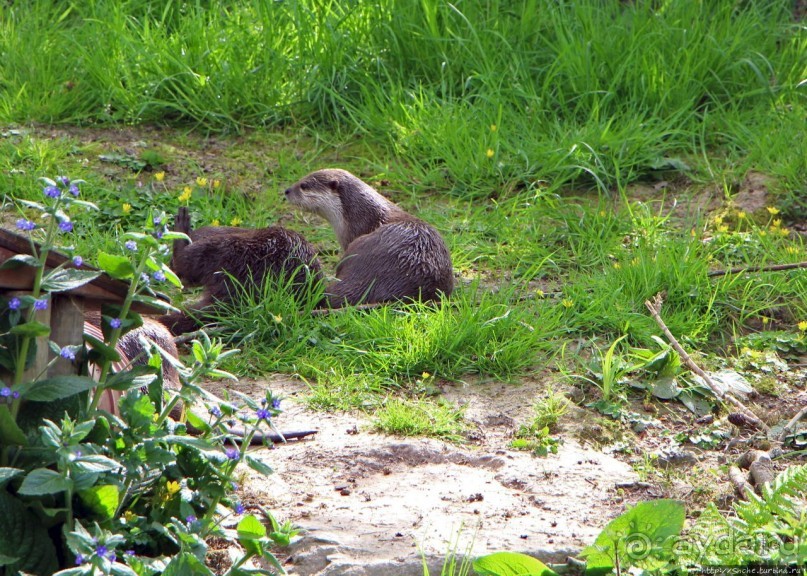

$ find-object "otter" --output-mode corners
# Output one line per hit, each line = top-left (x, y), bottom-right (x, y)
(283, 169), (453, 307)
(159, 207), (323, 335)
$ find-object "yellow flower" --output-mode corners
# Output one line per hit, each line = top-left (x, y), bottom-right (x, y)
(196, 177), (208, 187)
(230, 217), (242, 226)
(122, 203), (132, 214)
(485, 148), (495, 158)
(211, 219), (220, 226)
(422, 372), (431, 379)
(612, 262), (621, 269)
(737, 211), (746, 219)
(561, 299), (574, 309)
(123, 510), (137, 523)
(778, 227), (790, 237)
(761, 317), (770, 325)
(718, 224), (729, 233)
(165, 480), (180, 495)
(766, 206), (779, 215)
(154, 171), (165, 182)
(179, 187), (192, 202)
(713, 215), (723, 225)
(630, 257), (640, 266)
(786, 246), (798, 255)
(490, 124), (497, 132)
(599, 210), (607, 217)
(535, 289), (545, 299)
(798, 321), (807, 332)
(213, 179), (221, 189)
(772, 219), (781, 228)
(272, 314), (282, 323)
(759, 230), (767, 237)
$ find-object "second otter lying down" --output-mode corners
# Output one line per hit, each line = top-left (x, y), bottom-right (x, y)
(284, 169), (454, 307)
(159, 207), (323, 335)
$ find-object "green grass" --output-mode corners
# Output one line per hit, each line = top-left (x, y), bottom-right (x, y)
(1, 0), (806, 439)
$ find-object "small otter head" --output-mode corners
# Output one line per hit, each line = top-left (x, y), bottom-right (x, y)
(284, 169), (392, 250)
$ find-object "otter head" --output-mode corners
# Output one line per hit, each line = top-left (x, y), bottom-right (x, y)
(284, 169), (392, 250)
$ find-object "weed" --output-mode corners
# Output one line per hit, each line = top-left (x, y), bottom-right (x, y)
(373, 397), (466, 441)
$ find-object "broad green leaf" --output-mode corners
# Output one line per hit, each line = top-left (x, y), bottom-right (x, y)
(186, 410), (210, 434)
(245, 455), (273, 476)
(16, 199), (46, 211)
(97, 251), (135, 279)
(237, 514), (267, 540)
(0, 407), (27, 446)
(132, 293), (179, 312)
(473, 552), (558, 576)
(163, 552), (214, 576)
(84, 333), (122, 363)
(10, 321), (51, 338)
(0, 490), (59, 574)
(581, 499), (685, 572)
(0, 254), (40, 269)
(0, 468), (23, 487)
(72, 455), (121, 474)
(78, 484), (119, 520)
(105, 365), (158, 391)
(18, 468), (71, 496)
(17, 375), (97, 401)
(41, 268), (102, 293)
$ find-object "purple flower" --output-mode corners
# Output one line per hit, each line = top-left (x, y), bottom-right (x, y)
(124, 240), (137, 251)
(34, 298), (48, 311)
(152, 270), (166, 282)
(11, 391), (19, 399)
(72, 255), (83, 267)
(59, 220), (73, 233)
(139, 273), (150, 285)
(256, 408), (270, 420)
(153, 216), (162, 225)
(95, 545), (108, 558)
(110, 318), (122, 329)
(8, 297), (21, 310)
(225, 447), (239, 460)
(68, 184), (80, 197)
(44, 185), (61, 198)
(74, 449), (82, 457)
(60, 347), (76, 361)
(124, 550), (135, 557)
(272, 398), (281, 409)
(231, 482), (239, 491)
(57, 176), (70, 187)
(185, 515), (197, 525)
(75, 554), (85, 565)
(108, 552), (117, 563)
(154, 229), (164, 239)
(234, 502), (245, 514)
(16, 219), (36, 231)
(0, 387), (11, 397)
(209, 406), (222, 418)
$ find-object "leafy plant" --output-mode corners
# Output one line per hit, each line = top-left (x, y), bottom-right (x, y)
(1, 176), (288, 574)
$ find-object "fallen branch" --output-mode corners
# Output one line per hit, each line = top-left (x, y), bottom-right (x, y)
(707, 261), (807, 278)
(728, 465), (754, 499)
(644, 293), (769, 432)
(778, 404), (807, 442)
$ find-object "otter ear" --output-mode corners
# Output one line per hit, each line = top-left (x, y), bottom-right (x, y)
(328, 179), (339, 190)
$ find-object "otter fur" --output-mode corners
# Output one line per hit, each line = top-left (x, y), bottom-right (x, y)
(284, 169), (453, 307)
(159, 207), (323, 335)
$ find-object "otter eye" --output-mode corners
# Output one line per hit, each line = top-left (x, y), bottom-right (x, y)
(299, 182), (310, 191)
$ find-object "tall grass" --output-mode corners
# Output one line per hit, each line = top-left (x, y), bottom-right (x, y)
(1, 0), (803, 196)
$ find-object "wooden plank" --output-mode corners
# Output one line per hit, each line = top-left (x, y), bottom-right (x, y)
(48, 295), (86, 377)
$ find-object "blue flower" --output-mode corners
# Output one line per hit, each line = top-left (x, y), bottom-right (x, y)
(16, 219), (36, 231)
(209, 406), (222, 418)
(0, 387), (11, 397)
(60, 347), (76, 361)
(72, 255), (83, 267)
(124, 550), (135, 557)
(139, 273), (150, 285)
(225, 447), (239, 460)
(272, 398), (281, 409)
(110, 318), (122, 329)
(186, 515), (197, 525)
(11, 391), (19, 399)
(152, 270), (166, 282)
(95, 545), (108, 558)
(75, 554), (85, 565)
(34, 298), (48, 311)
(256, 408), (270, 420)
(124, 240), (137, 251)
(153, 216), (162, 225)
(234, 502), (245, 514)
(154, 229), (164, 239)
(8, 297), (21, 310)
(108, 552), (117, 563)
(68, 184), (80, 197)
(44, 185), (61, 198)
(57, 176), (70, 187)
(59, 220), (73, 233)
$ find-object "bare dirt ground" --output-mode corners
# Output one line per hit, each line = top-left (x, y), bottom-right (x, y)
(204, 376), (644, 575)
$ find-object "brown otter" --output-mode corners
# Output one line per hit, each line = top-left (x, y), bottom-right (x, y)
(159, 207), (323, 335)
(283, 169), (453, 307)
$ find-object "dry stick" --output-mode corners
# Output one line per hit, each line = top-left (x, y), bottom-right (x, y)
(644, 293), (769, 432)
(778, 405), (807, 442)
(707, 261), (807, 278)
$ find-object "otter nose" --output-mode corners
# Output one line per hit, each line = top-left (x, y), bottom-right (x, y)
(283, 188), (291, 197)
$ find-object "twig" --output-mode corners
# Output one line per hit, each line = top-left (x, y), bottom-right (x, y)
(173, 329), (217, 345)
(728, 465), (754, 499)
(707, 261), (807, 278)
(644, 293), (769, 432)
(778, 405), (807, 442)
